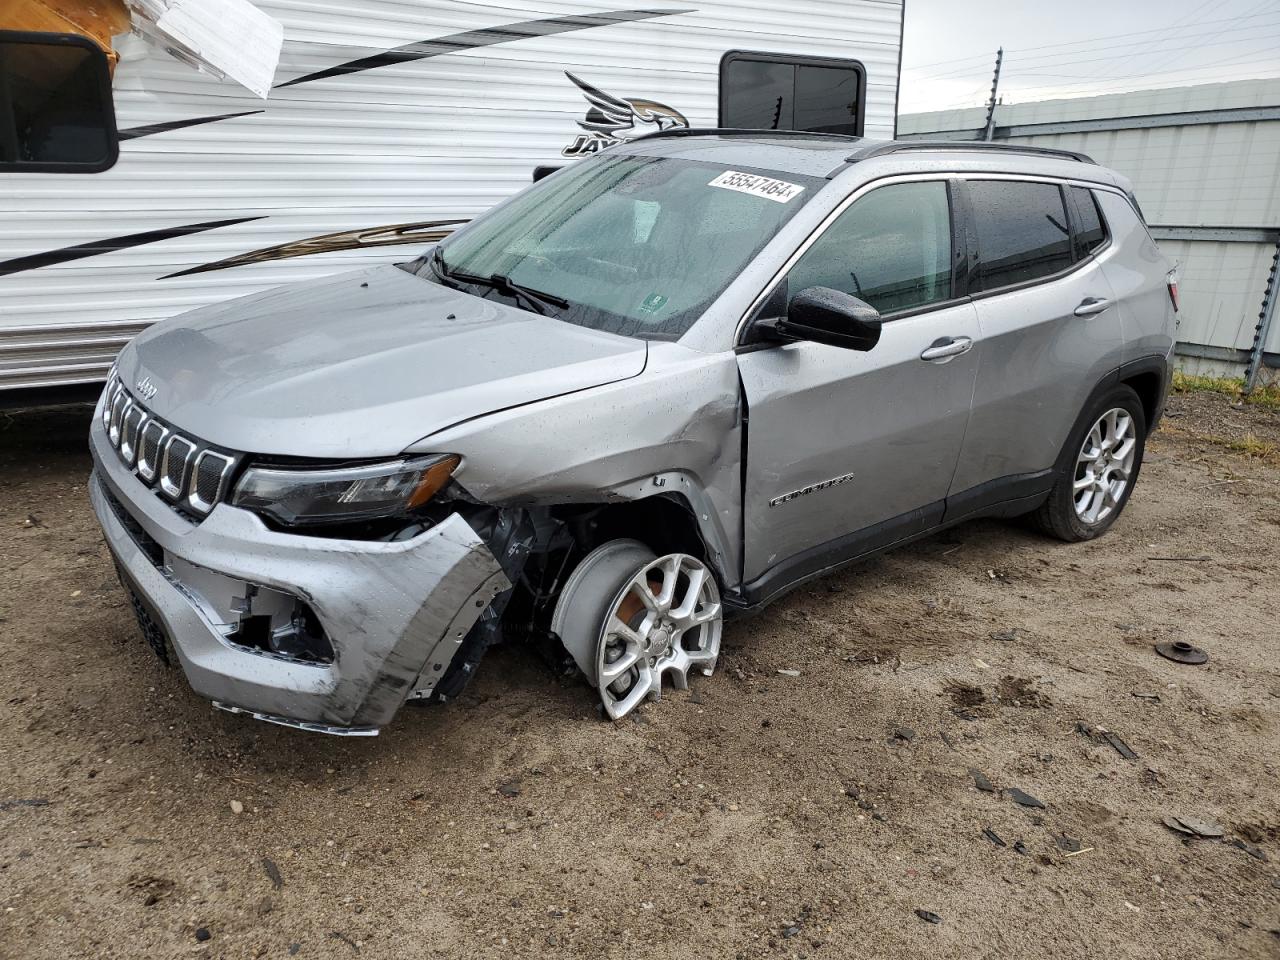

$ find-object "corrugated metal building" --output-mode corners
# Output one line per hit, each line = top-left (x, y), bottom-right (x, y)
(899, 78), (1280, 385)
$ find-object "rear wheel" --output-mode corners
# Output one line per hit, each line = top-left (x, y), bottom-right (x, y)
(1032, 385), (1147, 542)
(551, 540), (723, 720)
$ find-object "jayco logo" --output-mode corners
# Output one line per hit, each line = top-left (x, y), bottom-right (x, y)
(561, 72), (689, 157)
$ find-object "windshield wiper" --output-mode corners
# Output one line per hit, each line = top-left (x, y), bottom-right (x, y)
(428, 249), (568, 316)
(427, 246), (470, 288)
(489, 274), (569, 316)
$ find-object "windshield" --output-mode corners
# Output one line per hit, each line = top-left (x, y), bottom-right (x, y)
(422, 154), (822, 340)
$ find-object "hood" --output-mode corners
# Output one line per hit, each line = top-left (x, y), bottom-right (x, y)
(118, 265), (647, 458)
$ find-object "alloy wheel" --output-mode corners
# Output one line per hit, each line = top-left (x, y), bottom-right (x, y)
(595, 553), (722, 720)
(1073, 407), (1136, 525)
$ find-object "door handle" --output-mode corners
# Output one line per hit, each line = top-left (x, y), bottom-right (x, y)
(1074, 297), (1113, 317)
(920, 336), (973, 363)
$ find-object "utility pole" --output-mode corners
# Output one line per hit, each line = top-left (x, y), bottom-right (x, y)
(982, 47), (1003, 141)
(1245, 238), (1279, 394)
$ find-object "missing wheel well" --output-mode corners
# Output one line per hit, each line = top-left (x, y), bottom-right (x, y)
(415, 494), (721, 696)
(554, 495), (712, 570)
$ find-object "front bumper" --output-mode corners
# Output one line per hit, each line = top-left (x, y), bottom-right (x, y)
(88, 416), (509, 734)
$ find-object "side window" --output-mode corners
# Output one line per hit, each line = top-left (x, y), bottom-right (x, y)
(967, 180), (1072, 291)
(786, 181), (952, 316)
(1070, 186), (1108, 259)
(721, 53), (863, 135)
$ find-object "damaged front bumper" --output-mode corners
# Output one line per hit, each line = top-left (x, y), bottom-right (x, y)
(88, 419), (509, 734)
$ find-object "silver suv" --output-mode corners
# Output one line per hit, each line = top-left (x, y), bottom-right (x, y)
(89, 133), (1177, 734)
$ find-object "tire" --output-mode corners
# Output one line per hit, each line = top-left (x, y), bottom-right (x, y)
(550, 540), (723, 720)
(1031, 384), (1147, 542)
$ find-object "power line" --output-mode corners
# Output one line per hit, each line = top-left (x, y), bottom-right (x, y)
(1012, 19), (1276, 66)
(906, 8), (1280, 70)
(1094, 0), (1230, 81)
(910, 19), (1280, 81)
(927, 85), (991, 111)
(1002, 57), (1280, 102)
(911, 50), (1280, 111)
(995, 0), (1280, 101)
(995, 30), (1280, 81)
(1106, 0), (1278, 82)
(903, 1), (1280, 112)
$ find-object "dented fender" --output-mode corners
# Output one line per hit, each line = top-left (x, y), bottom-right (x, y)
(409, 342), (745, 587)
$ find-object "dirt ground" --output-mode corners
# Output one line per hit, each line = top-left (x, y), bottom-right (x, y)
(1, 389), (1278, 960)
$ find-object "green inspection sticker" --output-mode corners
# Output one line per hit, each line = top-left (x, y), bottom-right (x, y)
(639, 292), (669, 314)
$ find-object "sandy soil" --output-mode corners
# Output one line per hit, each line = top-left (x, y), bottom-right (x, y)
(1, 390), (1278, 960)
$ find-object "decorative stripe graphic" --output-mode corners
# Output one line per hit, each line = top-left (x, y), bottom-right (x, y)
(2, 10), (692, 281)
(0, 219), (264, 279)
(276, 8), (692, 88)
(163, 220), (467, 278)
(118, 111), (265, 141)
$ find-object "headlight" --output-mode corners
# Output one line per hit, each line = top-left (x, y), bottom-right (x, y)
(231, 454), (460, 527)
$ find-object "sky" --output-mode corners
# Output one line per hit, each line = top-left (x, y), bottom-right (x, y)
(898, 0), (1280, 114)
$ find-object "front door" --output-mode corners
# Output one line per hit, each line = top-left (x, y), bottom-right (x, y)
(737, 178), (979, 590)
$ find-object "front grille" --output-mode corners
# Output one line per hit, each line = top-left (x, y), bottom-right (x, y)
(102, 374), (240, 518)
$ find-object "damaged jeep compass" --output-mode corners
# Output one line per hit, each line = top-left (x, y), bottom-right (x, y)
(90, 132), (1177, 734)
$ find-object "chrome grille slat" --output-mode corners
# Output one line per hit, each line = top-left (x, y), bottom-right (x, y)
(119, 405), (146, 465)
(190, 450), (235, 513)
(136, 420), (168, 482)
(108, 390), (128, 446)
(101, 380), (120, 430)
(160, 434), (195, 501)
(102, 374), (238, 517)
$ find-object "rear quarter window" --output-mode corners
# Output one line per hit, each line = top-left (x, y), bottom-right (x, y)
(1070, 186), (1108, 259)
(967, 180), (1073, 291)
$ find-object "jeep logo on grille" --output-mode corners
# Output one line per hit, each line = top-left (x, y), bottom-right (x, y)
(135, 376), (158, 401)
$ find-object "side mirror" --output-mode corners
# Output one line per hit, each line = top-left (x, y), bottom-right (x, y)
(776, 286), (882, 352)
(0, 30), (119, 174)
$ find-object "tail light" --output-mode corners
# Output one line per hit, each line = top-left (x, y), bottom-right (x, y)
(1166, 269), (1180, 312)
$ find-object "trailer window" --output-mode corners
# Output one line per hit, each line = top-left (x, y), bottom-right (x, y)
(720, 52), (864, 136)
(0, 31), (118, 172)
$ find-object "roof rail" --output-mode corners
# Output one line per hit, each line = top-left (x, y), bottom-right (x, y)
(634, 126), (866, 143)
(850, 140), (1095, 164)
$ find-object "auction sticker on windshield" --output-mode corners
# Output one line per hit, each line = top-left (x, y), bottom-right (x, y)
(708, 170), (805, 204)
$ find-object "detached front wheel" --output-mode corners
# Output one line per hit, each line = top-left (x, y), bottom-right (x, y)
(551, 540), (723, 720)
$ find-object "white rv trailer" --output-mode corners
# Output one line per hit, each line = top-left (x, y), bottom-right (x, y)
(0, 0), (905, 394)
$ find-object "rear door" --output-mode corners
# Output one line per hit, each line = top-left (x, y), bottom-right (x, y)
(947, 177), (1125, 511)
(737, 177), (980, 591)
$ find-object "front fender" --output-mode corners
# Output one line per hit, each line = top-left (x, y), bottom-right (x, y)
(408, 343), (744, 588)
